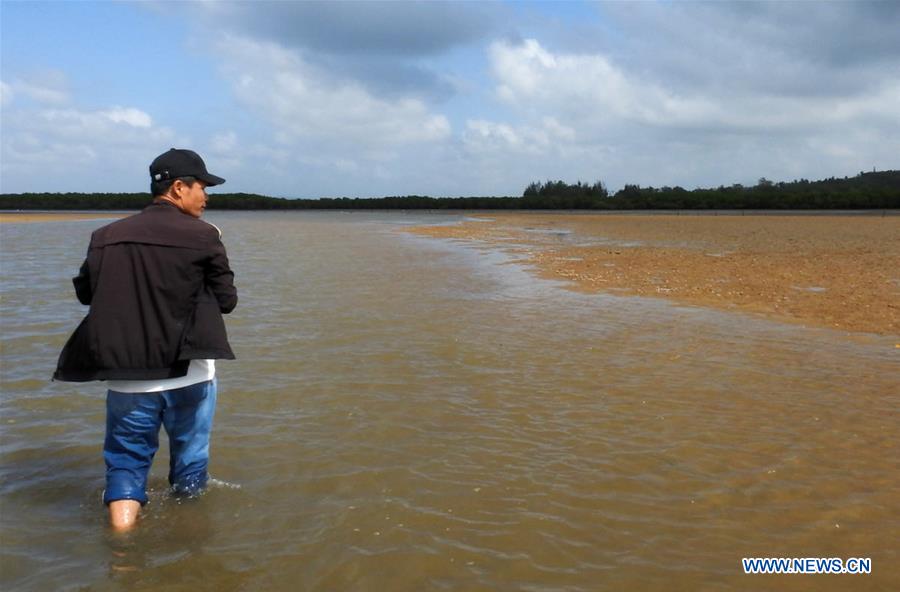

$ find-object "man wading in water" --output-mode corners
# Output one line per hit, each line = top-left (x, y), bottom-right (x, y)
(54, 149), (237, 530)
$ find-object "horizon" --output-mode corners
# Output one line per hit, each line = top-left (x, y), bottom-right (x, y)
(2, 168), (895, 201)
(2, 1), (899, 197)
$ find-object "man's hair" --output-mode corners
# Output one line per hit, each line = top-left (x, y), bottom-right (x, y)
(151, 175), (197, 198)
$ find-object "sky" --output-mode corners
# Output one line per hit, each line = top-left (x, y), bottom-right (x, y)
(1, 1), (898, 198)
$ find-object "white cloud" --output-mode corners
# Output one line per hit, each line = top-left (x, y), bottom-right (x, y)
(101, 107), (152, 128)
(15, 82), (70, 105)
(489, 39), (692, 126)
(0, 81), (13, 107)
(463, 117), (575, 156)
(8, 70), (71, 105)
(489, 38), (900, 134)
(466, 37), (900, 191)
(31, 107), (159, 139)
(211, 130), (238, 153)
(205, 131), (242, 172)
(5, 4), (896, 197)
(1, 104), (178, 193)
(198, 34), (897, 196)
(215, 35), (451, 151)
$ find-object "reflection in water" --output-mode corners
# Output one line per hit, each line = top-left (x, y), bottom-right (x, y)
(1, 212), (897, 591)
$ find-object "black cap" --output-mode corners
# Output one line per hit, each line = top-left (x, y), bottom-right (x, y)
(149, 148), (225, 186)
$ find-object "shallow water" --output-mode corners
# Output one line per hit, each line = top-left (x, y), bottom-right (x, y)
(1, 211), (897, 591)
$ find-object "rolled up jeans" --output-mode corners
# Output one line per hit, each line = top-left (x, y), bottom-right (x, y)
(103, 379), (217, 506)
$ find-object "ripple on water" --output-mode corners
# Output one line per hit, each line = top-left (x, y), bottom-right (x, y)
(1, 212), (897, 592)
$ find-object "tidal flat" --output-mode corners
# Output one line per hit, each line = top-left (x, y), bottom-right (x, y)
(407, 212), (900, 335)
(0, 212), (128, 224)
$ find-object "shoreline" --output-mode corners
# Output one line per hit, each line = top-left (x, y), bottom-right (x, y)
(405, 213), (900, 336)
(0, 212), (128, 224)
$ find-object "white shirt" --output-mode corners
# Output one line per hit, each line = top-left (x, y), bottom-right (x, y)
(106, 359), (215, 393)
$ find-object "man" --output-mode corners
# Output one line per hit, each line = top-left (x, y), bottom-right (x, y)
(54, 148), (237, 530)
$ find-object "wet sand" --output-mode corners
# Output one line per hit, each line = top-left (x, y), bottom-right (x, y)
(407, 213), (900, 336)
(0, 212), (127, 223)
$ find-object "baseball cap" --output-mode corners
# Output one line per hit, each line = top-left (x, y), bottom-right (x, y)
(149, 148), (226, 186)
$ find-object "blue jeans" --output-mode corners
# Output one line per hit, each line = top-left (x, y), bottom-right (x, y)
(103, 379), (217, 506)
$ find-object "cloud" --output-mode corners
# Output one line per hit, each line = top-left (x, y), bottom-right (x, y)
(101, 107), (152, 128)
(488, 38), (900, 134)
(316, 56), (460, 103)
(198, 1), (500, 56)
(489, 39), (667, 126)
(0, 81), (12, 107)
(5, 1), (896, 197)
(594, 1), (900, 99)
(32, 107), (157, 138)
(211, 131), (238, 154)
(206, 131), (242, 172)
(201, 4), (898, 196)
(466, 32), (900, 191)
(1, 103), (178, 193)
(8, 70), (71, 105)
(190, 1), (503, 104)
(464, 117), (575, 156)
(216, 35), (451, 151)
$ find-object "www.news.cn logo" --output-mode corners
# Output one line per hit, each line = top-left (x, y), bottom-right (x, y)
(742, 557), (871, 575)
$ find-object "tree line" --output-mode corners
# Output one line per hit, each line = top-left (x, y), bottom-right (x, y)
(1, 170), (897, 211)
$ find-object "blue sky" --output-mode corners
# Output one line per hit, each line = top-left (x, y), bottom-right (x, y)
(2, 1), (898, 198)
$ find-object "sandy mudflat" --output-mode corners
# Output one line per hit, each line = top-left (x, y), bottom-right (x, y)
(407, 213), (900, 336)
(0, 212), (127, 224)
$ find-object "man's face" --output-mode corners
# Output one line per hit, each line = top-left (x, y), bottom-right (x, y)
(173, 179), (208, 218)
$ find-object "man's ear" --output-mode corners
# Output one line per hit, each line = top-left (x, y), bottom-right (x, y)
(171, 179), (186, 199)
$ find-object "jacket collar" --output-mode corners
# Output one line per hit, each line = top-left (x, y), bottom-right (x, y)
(146, 199), (184, 215)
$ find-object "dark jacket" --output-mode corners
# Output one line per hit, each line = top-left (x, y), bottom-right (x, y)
(53, 201), (237, 382)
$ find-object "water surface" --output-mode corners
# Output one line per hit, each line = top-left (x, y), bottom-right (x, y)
(1, 211), (897, 591)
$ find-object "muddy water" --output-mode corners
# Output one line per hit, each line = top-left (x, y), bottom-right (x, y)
(1, 211), (897, 591)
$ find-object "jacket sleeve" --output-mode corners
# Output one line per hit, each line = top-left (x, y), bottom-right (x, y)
(205, 238), (238, 314)
(72, 257), (92, 305)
